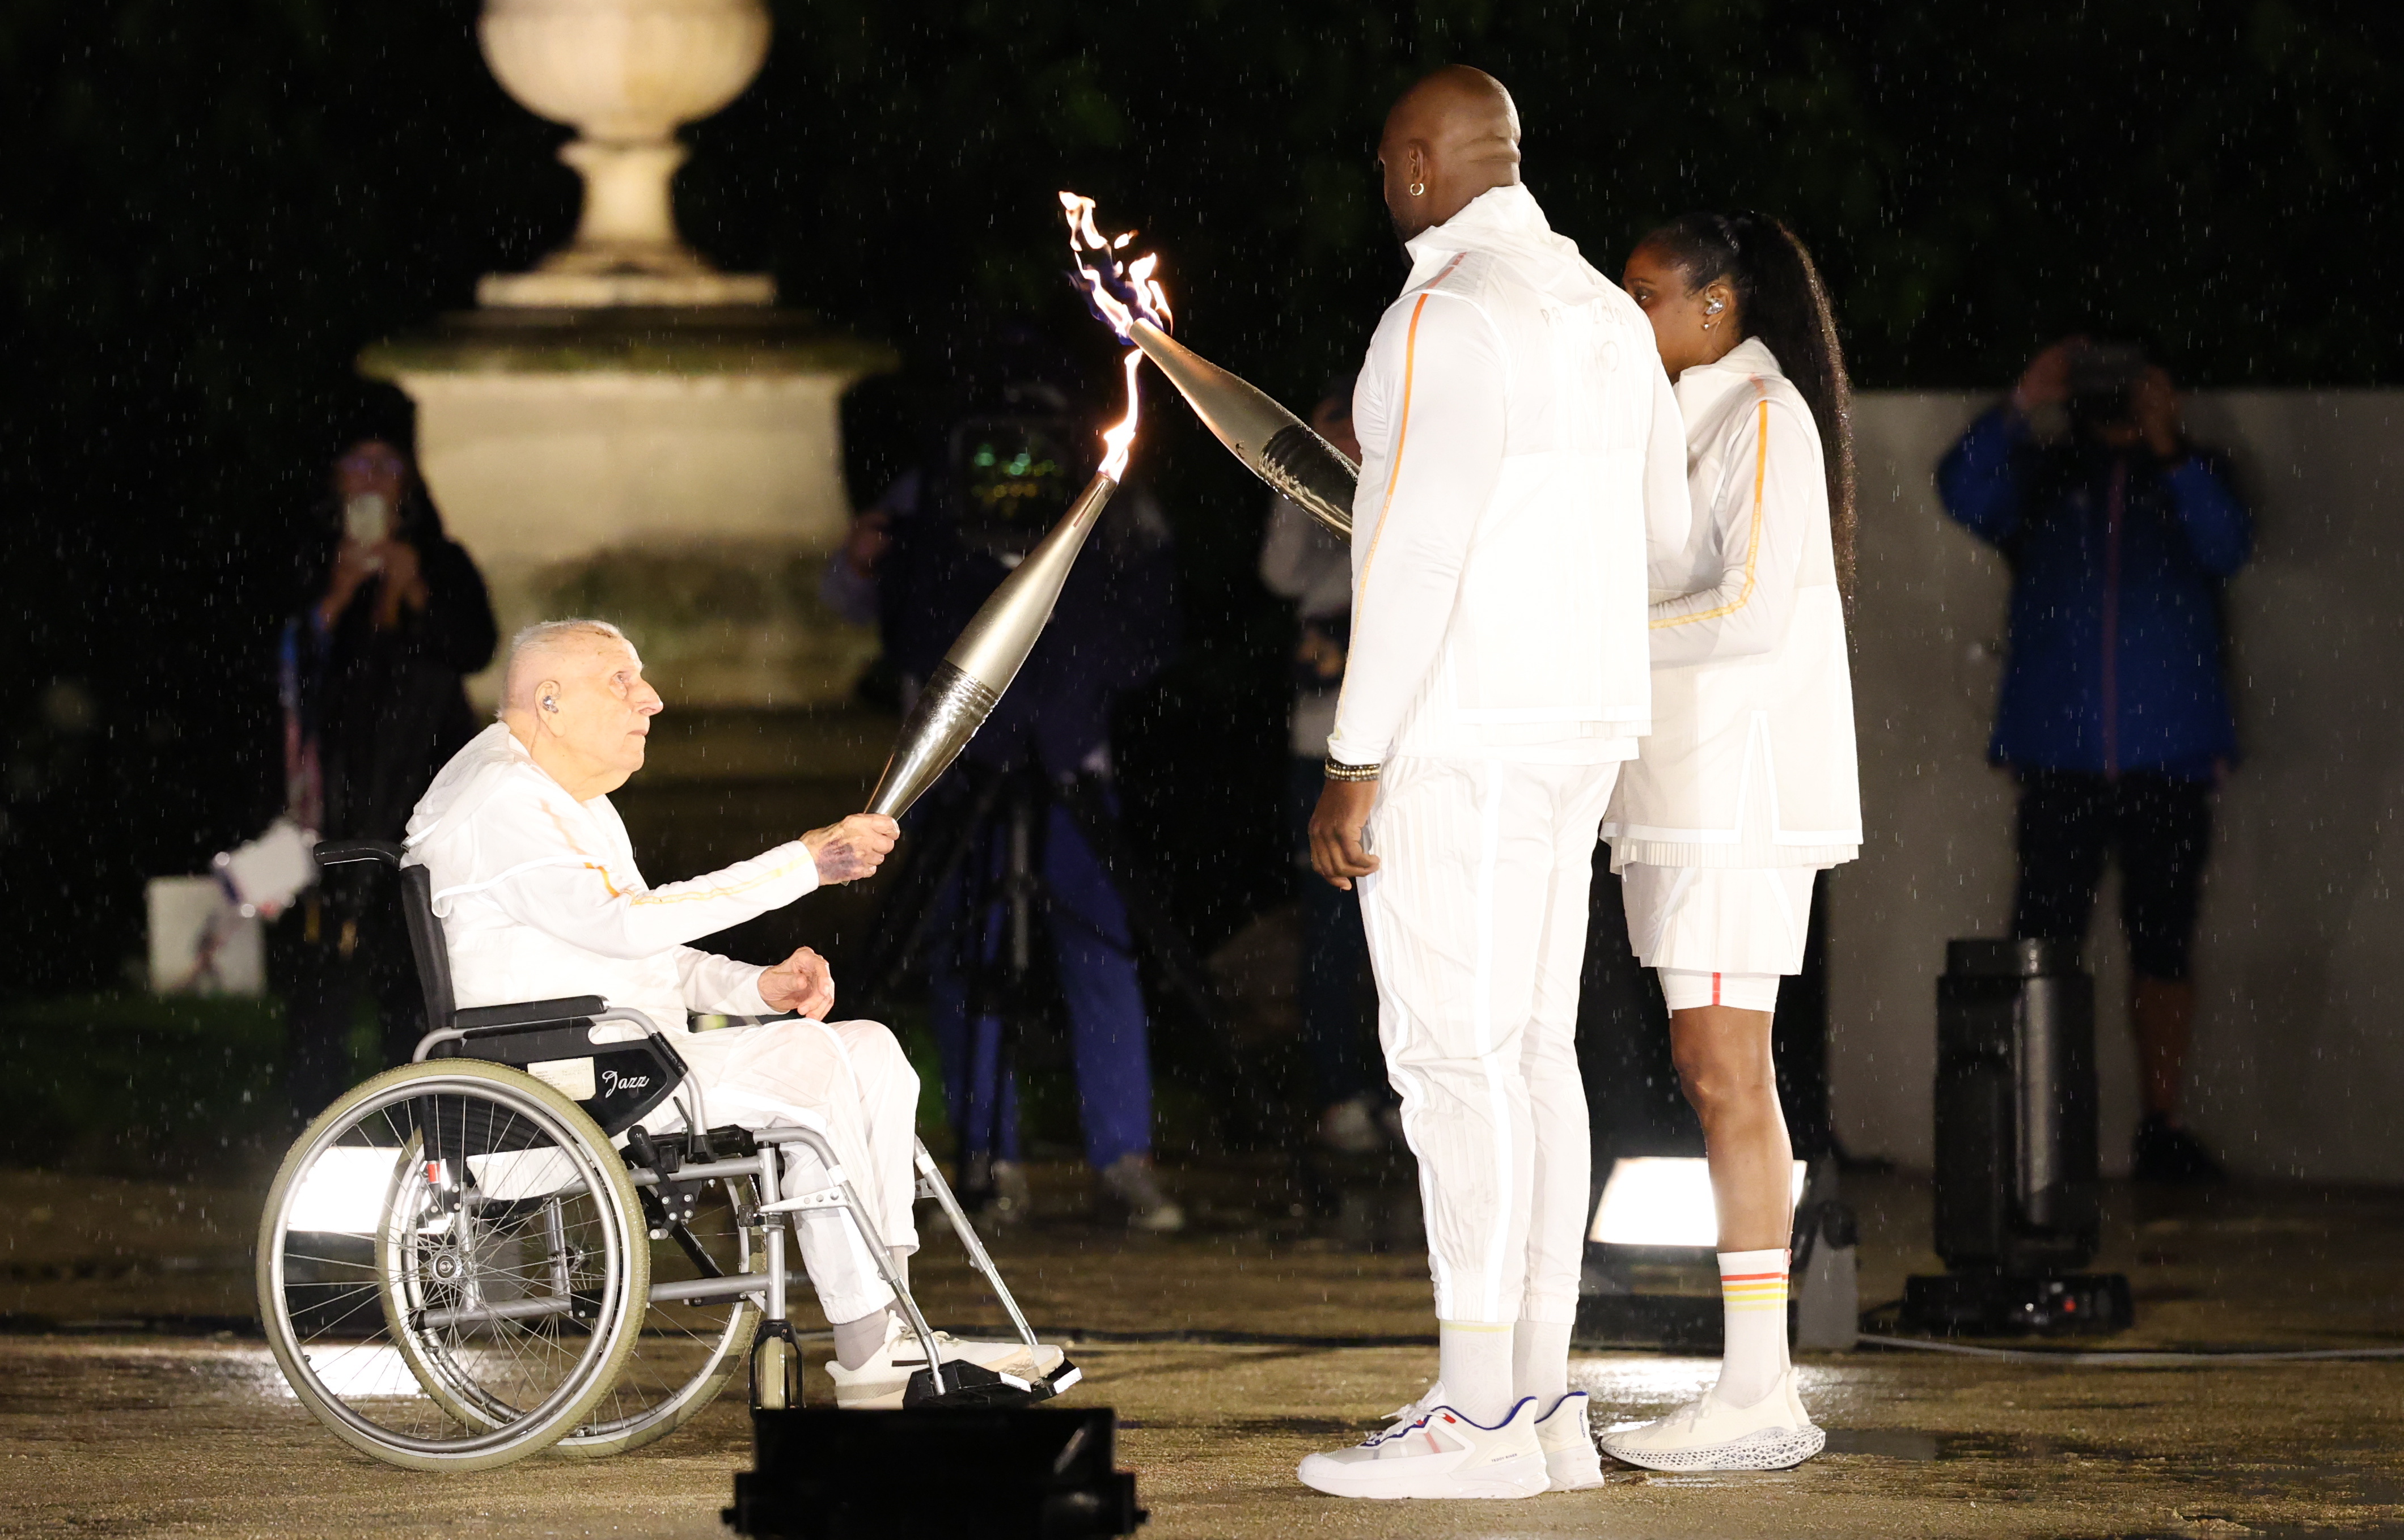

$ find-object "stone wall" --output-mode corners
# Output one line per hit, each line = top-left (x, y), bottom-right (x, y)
(1836, 391), (2404, 1181)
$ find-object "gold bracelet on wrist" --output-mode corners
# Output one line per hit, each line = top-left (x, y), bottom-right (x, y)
(1324, 757), (1382, 783)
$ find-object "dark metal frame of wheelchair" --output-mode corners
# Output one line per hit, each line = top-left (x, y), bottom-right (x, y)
(314, 838), (1068, 1409)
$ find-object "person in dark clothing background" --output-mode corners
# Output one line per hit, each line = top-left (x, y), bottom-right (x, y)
(823, 328), (1183, 1231)
(275, 416), (497, 1122)
(1258, 379), (1390, 1159)
(1937, 337), (2251, 1183)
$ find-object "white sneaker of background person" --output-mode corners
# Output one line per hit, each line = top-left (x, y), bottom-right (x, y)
(1297, 1385), (1550, 1500)
(1598, 1367), (1823, 1472)
(824, 1311), (1068, 1410)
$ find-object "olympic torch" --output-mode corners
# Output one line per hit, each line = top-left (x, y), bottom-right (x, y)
(1060, 193), (1360, 540)
(862, 350), (1144, 818)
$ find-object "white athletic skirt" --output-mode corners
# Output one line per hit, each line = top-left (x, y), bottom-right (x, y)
(1620, 863), (1818, 976)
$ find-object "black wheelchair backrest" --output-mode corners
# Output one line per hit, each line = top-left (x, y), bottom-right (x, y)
(313, 840), (456, 1030)
(397, 864), (458, 1029)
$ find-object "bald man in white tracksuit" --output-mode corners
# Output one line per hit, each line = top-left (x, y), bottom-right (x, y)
(1300, 181), (1689, 1495)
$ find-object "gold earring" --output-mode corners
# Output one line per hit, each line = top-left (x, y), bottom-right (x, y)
(1409, 181), (1426, 197)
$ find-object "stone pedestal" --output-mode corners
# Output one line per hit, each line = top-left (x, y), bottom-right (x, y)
(362, 308), (895, 709)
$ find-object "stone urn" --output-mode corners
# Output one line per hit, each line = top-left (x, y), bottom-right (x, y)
(367, 0), (898, 729)
(479, 0), (774, 306)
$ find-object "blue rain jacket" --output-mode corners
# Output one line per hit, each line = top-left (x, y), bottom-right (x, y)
(1936, 408), (2250, 778)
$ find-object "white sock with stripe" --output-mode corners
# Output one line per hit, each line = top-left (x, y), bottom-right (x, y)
(1713, 1249), (1790, 1409)
(1437, 1320), (1517, 1426)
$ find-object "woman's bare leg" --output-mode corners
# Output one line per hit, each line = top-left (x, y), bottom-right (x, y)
(1670, 1004), (1791, 1250)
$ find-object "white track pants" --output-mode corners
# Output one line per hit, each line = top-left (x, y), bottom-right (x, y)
(653, 1017), (922, 1325)
(1358, 755), (1619, 1326)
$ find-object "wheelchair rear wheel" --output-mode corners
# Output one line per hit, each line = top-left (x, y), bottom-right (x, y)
(549, 1165), (762, 1459)
(258, 1060), (649, 1471)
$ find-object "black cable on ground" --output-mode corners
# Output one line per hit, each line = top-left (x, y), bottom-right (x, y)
(1855, 1334), (2404, 1365)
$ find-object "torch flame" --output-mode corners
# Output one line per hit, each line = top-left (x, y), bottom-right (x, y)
(1099, 348), (1142, 482)
(1060, 191), (1171, 343)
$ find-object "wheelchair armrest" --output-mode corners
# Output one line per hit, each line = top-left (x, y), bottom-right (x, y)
(313, 839), (405, 868)
(430, 1003), (689, 1140)
(454, 996), (608, 1032)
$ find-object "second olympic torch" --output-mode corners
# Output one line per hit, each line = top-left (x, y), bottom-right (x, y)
(1060, 193), (1361, 540)
(862, 352), (1144, 818)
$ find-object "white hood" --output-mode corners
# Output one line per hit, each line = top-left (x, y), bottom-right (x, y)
(406, 722), (532, 854)
(1403, 183), (1614, 308)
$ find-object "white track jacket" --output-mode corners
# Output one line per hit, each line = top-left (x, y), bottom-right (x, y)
(1324, 183), (1690, 767)
(404, 723), (820, 1029)
(1603, 337), (1861, 867)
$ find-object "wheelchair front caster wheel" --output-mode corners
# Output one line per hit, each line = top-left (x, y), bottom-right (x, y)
(752, 1330), (800, 1411)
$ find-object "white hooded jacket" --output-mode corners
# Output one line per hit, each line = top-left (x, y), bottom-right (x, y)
(1324, 183), (1691, 766)
(403, 723), (822, 1029)
(1603, 337), (1862, 867)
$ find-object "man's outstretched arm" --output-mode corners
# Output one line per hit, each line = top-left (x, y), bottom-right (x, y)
(474, 813), (896, 962)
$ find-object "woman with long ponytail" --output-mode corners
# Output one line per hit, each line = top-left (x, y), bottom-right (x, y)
(1596, 212), (1863, 1472)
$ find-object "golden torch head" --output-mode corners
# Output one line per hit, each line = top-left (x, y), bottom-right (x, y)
(1060, 192), (1358, 539)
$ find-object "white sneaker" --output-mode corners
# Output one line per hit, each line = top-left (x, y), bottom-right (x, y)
(1534, 1390), (1605, 1490)
(1297, 1385), (1549, 1500)
(1319, 1096), (1384, 1155)
(1598, 1367), (1825, 1471)
(1097, 1155), (1185, 1233)
(985, 1159), (1035, 1227)
(824, 1310), (1068, 1409)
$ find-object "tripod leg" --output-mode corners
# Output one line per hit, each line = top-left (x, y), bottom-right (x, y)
(852, 770), (1008, 1017)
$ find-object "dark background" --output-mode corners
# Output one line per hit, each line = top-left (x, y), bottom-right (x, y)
(3, 0), (2397, 995)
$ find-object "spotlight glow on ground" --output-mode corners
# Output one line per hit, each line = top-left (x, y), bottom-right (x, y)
(1587, 1156), (1809, 1248)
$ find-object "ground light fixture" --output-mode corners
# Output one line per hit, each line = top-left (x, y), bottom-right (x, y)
(283, 1146), (402, 1233)
(1905, 939), (2134, 1334)
(1588, 1156), (1809, 1249)
(1579, 1157), (1843, 1350)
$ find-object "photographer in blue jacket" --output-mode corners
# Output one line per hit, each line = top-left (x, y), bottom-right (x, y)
(1938, 337), (2251, 1184)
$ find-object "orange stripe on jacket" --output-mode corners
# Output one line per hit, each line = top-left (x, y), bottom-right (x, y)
(1652, 393), (1772, 630)
(1331, 267), (1453, 732)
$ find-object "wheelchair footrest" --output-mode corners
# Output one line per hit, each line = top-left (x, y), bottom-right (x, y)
(900, 1354), (1080, 1411)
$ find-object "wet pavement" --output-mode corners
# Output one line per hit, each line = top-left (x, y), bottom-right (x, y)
(5, 1164), (2403, 1537)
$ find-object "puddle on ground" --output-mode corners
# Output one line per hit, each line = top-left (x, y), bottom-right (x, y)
(1820, 1429), (2103, 1461)
(1821, 1428), (1942, 1460)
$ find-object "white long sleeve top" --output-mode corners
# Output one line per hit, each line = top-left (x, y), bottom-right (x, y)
(1323, 183), (1691, 767)
(403, 723), (822, 1030)
(1603, 338), (1862, 867)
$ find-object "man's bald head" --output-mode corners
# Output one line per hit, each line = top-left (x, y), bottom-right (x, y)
(1378, 66), (1522, 240)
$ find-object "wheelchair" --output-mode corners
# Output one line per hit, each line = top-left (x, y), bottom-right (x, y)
(257, 841), (1076, 1473)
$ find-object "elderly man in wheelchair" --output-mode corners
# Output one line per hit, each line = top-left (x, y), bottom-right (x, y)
(257, 618), (1074, 1471)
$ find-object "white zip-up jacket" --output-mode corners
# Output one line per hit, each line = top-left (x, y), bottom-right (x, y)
(403, 723), (821, 1029)
(1603, 337), (1861, 867)
(1323, 183), (1690, 767)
